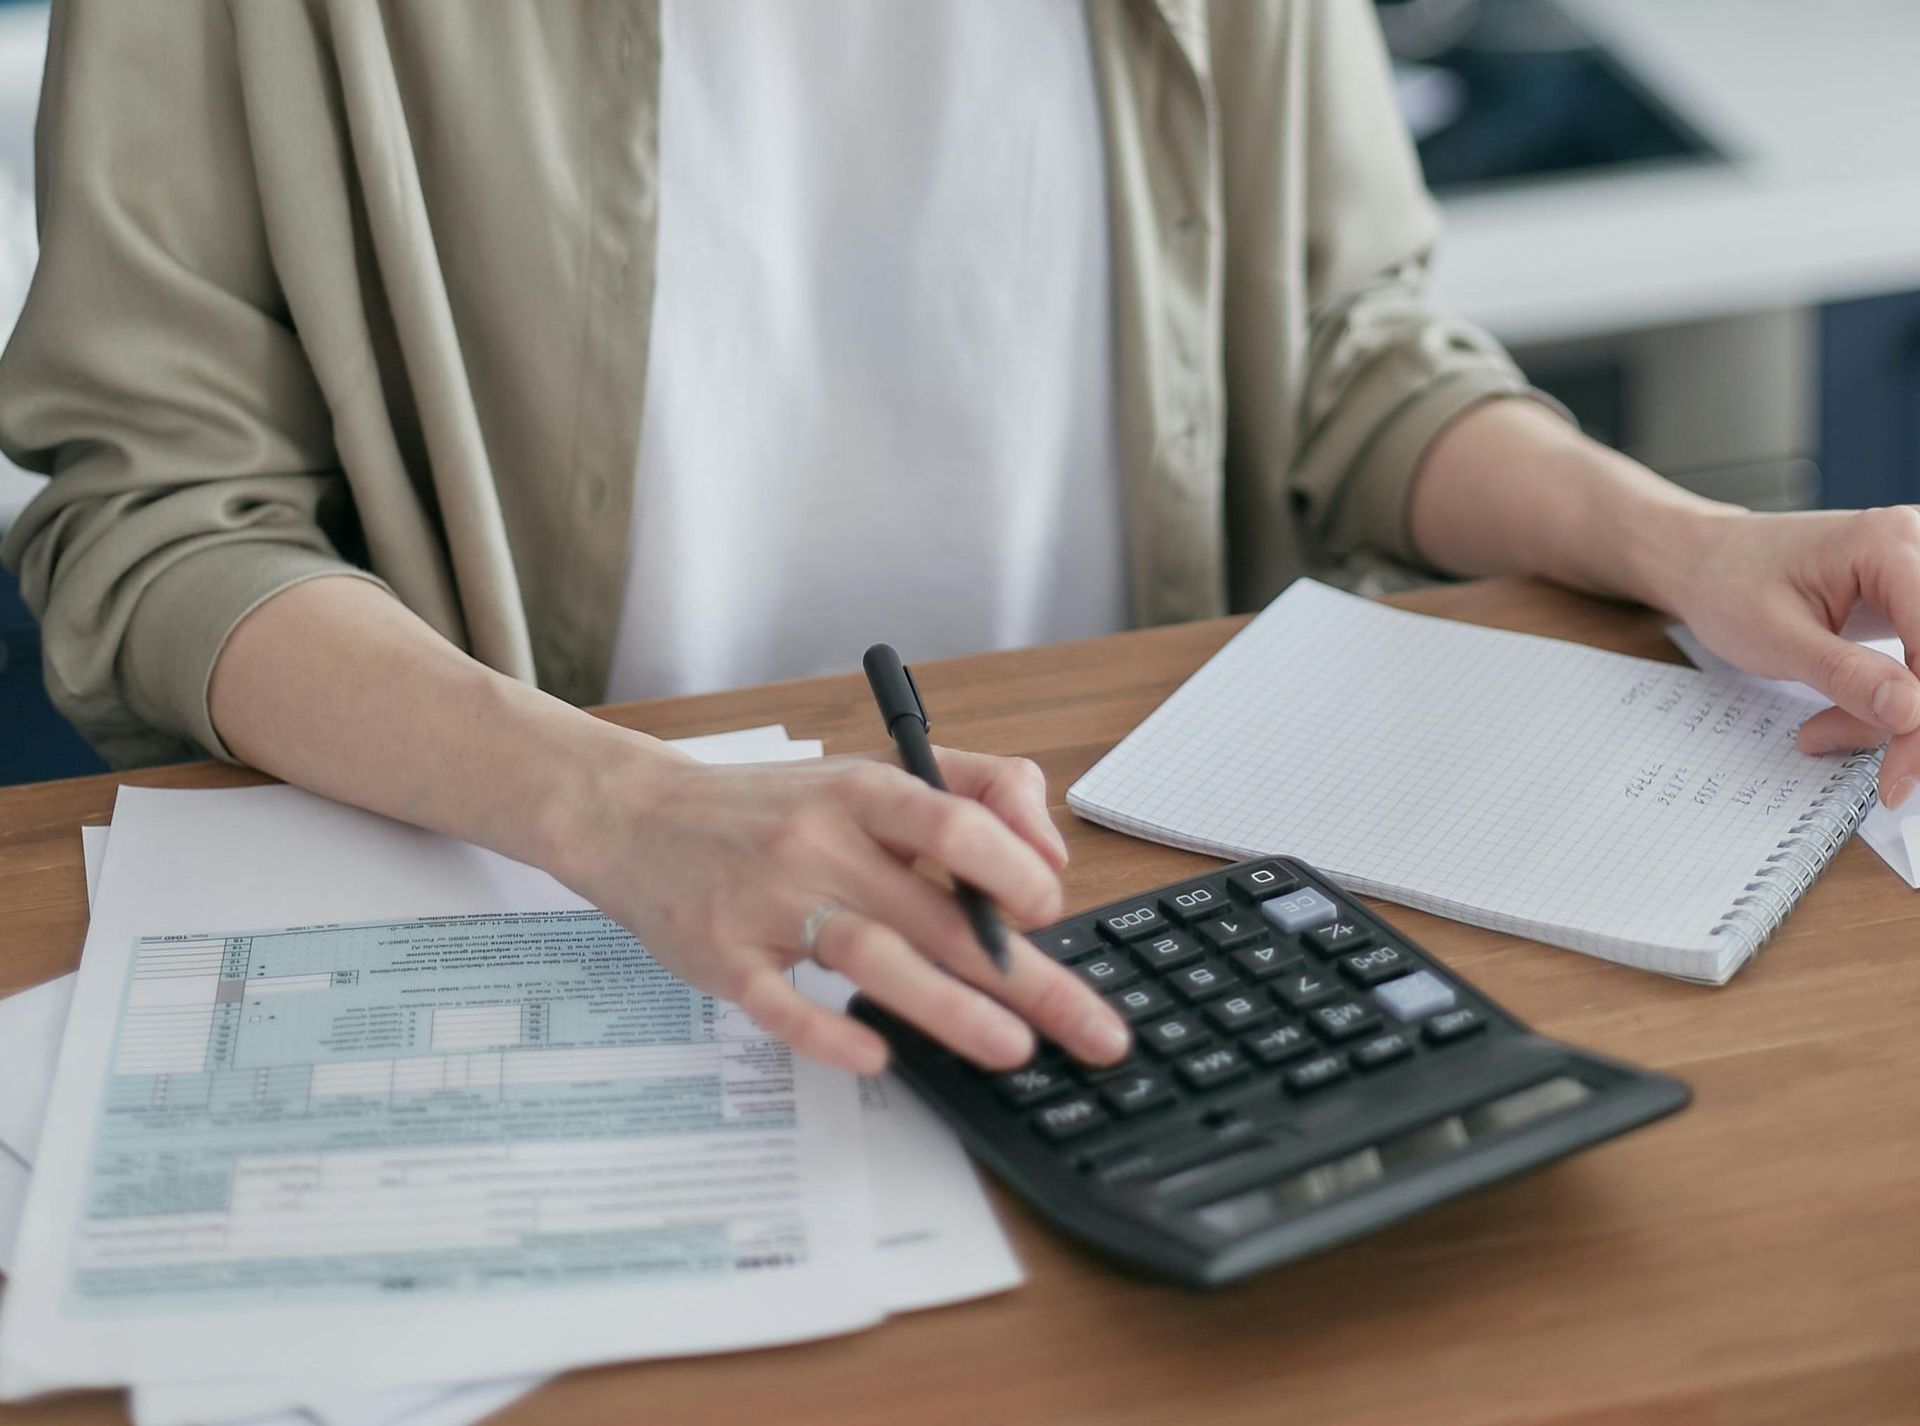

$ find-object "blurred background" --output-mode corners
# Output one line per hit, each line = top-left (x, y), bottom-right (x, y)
(2, 0), (1919, 783)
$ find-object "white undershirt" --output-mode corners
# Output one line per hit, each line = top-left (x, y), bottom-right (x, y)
(605, 0), (1128, 702)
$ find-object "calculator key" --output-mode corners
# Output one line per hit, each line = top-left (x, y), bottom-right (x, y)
(1072, 953), (1139, 992)
(1140, 1014), (1210, 1058)
(1423, 1007), (1488, 1045)
(1230, 942), (1300, 980)
(1032, 1094), (1110, 1143)
(995, 1063), (1075, 1107)
(1159, 879), (1230, 925)
(1031, 921), (1105, 964)
(1350, 1030), (1416, 1071)
(1174, 1044), (1251, 1092)
(1373, 969), (1458, 1023)
(1131, 930), (1203, 974)
(1095, 903), (1171, 943)
(1099, 1068), (1178, 1117)
(1106, 982), (1175, 1023)
(1260, 888), (1341, 935)
(1271, 966), (1341, 1012)
(1243, 1021), (1315, 1066)
(1338, 942), (1419, 988)
(1228, 862), (1298, 901)
(1196, 913), (1267, 953)
(1303, 918), (1372, 959)
(1081, 1053), (1148, 1083)
(1205, 992), (1273, 1035)
(1284, 1053), (1350, 1094)
(1310, 998), (1384, 1043)
(1169, 960), (1237, 1003)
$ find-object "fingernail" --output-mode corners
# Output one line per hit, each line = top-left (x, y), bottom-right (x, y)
(1885, 776), (1915, 810)
(1080, 1010), (1130, 1064)
(1873, 680), (1920, 732)
(986, 1017), (1035, 1066)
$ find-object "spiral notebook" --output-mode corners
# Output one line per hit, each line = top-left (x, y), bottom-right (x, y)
(1068, 581), (1880, 984)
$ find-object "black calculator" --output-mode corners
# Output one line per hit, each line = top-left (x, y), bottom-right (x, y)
(852, 857), (1689, 1287)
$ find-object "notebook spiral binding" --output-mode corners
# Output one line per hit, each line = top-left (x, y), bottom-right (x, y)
(1713, 748), (1883, 959)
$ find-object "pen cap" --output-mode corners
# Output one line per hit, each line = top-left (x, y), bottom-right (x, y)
(863, 643), (928, 733)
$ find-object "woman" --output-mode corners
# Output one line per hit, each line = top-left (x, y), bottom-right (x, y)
(5, 0), (1917, 1078)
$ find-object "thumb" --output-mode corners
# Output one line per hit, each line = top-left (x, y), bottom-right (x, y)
(1773, 621), (1920, 735)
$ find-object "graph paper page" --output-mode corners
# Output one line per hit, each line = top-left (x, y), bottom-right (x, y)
(1069, 581), (1869, 980)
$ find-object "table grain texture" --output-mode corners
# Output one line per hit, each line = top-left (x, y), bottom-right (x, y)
(0, 577), (1915, 1426)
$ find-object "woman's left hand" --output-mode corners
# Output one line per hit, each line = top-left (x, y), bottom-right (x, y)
(1660, 505), (1920, 807)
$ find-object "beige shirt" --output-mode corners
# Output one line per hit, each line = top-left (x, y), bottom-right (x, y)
(0, 0), (1543, 769)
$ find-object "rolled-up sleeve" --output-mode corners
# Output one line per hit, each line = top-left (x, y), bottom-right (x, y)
(1283, 0), (1568, 571)
(0, 0), (381, 767)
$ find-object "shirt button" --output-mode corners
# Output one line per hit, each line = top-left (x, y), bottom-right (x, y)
(581, 475), (609, 513)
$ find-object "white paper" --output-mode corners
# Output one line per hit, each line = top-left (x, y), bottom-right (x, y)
(0, 973), (73, 1161)
(9, 729), (1019, 1422)
(1668, 623), (1917, 887)
(0, 781), (882, 1400)
(0, 1146), (27, 1277)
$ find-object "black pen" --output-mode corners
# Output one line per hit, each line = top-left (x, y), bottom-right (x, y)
(863, 643), (1011, 973)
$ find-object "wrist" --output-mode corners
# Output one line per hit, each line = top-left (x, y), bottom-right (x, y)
(1613, 486), (1745, 617)
(520, 702), (694, 893)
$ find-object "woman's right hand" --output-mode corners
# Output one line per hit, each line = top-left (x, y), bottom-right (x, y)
(552, 737), (1134, 1077)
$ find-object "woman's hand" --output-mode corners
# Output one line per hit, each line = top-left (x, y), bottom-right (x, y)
(554, 742), (1133, 1077)
(1653, 505), (1920, 806)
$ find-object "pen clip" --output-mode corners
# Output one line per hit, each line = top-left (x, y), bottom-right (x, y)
(902, 662), (929, 733)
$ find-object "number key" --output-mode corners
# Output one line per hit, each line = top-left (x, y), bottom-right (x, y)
(1140, 1014), (1210, 1058)
(1271, 966), (1341, 1013)
(1158, 879), (1229, 925)
(1228, 862), (1298, 901)
(1132, 930), (1202, 974)
(1231, 942), (1300, 980)
(1205, 991), (1273, 1035)
(1106, 981), (1175, 1023)
(1095, 903), (1171, 943)
(1169, 960), (1236, 1003)
(1073, 953), (1139, 993)
(1196, 913), (1266, 953)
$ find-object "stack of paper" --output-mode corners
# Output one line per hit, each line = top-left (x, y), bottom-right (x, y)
(0, 726), (1021, 1426)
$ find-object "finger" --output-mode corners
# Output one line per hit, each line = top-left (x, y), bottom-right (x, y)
(823, 843), (1128, 1065)
(1880, 729), (1920, 810)
(1844, 514), (1920, 727)
(945, 934), (1131, 1066)
(1796, 706), (1883, 756)
(813, 910), (1036, 1070)
(737, 969), (889, 1076)
(850, 772), (1063, 926)
(1771, 617), (1920, 736)
(1796, 706), (1920, 808)
(931, 748), (1069, 870)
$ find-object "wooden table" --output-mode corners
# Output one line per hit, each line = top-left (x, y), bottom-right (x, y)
(2, 577), (1916, 1426)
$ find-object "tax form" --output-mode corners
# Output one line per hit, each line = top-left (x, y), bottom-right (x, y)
(0, 755), (1008, 1402)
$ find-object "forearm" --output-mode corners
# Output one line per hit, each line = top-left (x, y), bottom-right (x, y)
(1406, 397), (1734, 613)
(206, 575), (675, 881)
